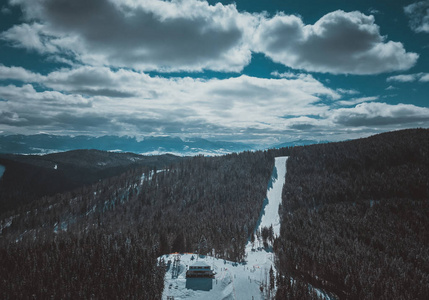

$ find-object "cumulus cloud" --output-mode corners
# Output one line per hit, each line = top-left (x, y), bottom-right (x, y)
(329, 102), (429, 127)
(2, 1), (418, 75)
(387, 72), (429, 82)
(0, 64), (45, 81)
(0, 23), (59, 53)
(0, 110), (27, 125)
(285, 116), (321, 131)
(404, 1), (429, 33)
(2, 65), (427, 142)
(0, 84), (92, 108)
(0, 65), (339, 139)
(6, 0), (254, 72)
(0, 83), (93, 133)
(1, 2), (426, 142)
(254, 10), (418, 74)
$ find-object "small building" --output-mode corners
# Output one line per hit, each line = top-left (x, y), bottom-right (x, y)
(186, 261), (214, 278)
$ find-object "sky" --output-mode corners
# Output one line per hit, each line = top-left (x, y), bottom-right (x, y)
(0, 0), (428, 146)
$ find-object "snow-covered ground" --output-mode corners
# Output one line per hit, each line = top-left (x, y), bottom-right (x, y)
(258, 156), (288, 237)
(160, 157), (288, 300)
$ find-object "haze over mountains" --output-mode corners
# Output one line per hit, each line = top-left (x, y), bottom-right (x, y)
(0, 134), (324, 155)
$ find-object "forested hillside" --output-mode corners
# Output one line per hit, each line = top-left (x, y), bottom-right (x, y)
(2, 129), (428, 299)
(0, 150), (184, 212)
(0, 150), (275, 299)
(275, 129), (429, 299)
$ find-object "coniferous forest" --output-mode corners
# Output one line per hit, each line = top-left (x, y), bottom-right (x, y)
(275, 128), (429, 299)
(0, 150), (276, 299)
(0, 129), (428, 299)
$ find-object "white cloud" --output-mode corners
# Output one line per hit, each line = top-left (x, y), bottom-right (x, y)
(2, 64), (428, 142)
(1, 2), (426, 143)
(337, 96), (379, 106)
(0, 84), (91, 108)
(420, 73), (429, 82)
(404, 1), (429, 33)
(6, 0), (255, 72)
(387, 72), (429, 82)
(387, 74), (419, 82)
(2, 1), (418, 75)
(254, 10), (418, 74)
(0, 64), (45, 81)
(270, 71), (317, 81)
(284, 116), (325, 131)
(336, 88), (360, 95)
(329, 102), (429, 127)
(0, 65), (340, 140)
(368, 8), (381, 15)
(0, 23), (58, 53)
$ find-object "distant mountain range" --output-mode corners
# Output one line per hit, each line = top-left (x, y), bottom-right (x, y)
(0, 134), (326, 155)
(0, 134), (253, 155)
(272, 139), (330, 149)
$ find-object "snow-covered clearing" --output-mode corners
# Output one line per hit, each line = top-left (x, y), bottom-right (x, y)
(258, 156), (287, 237)
(160, 157), (288, 300)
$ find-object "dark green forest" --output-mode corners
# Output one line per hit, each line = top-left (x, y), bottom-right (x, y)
(275, 129), (429, 299)
(0, 150), (276, 299)
(0, 150), (184, 212)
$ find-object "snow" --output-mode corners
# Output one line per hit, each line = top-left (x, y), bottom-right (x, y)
(0, 216), (13, 232)
(190, 261), (210, 267)
(161, 252), (276, 300)
(314, 287), (335, 300)
(160, 157), (289, 300)
(140, 169), (165, 184)
(138, 149), (238, 157)
(258, 156), (288, 237)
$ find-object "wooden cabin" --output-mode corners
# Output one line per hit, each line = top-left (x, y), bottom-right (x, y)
(186, 261), (214, 278)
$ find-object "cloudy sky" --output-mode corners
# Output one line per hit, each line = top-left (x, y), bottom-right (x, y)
(0, 0), (428, 146)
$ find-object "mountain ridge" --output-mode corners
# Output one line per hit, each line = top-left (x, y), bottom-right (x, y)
(0, 134), (255, 155)
(0, 149), (185, 212)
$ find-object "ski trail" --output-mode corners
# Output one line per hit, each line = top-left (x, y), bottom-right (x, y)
(160, 157), (289, 300)
(257, 156), (288, 237)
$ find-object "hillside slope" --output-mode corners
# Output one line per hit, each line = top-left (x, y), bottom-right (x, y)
(0, 150), (276, 299)
(0, 150), (184, 212)
(161, 157), (289, 300)
(275, 129), (429, 299)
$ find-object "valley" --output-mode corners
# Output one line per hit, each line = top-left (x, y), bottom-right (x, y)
(0, 129), (428, 299)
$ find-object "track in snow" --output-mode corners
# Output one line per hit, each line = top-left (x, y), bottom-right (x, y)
(161, 157), (288, 300)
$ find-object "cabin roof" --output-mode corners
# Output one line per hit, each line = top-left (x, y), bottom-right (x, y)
(190, 261), (210, 268)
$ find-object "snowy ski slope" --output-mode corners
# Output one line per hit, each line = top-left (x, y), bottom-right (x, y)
(160, 157), (288, 300)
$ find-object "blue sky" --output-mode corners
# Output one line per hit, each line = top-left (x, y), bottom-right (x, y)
(0, 0), (428, 146)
